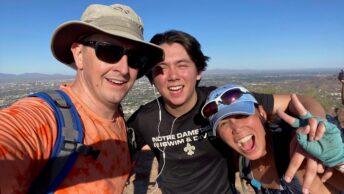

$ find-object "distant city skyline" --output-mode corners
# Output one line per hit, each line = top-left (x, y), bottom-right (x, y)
(1, 0), (343, 74)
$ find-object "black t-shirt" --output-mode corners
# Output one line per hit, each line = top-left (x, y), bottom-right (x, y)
(126, 86), (274, 194)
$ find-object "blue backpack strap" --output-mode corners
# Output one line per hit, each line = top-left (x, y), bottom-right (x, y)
(28, 90), (99, 194)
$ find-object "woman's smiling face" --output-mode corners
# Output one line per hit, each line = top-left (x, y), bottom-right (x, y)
(216, 106), (267, 160)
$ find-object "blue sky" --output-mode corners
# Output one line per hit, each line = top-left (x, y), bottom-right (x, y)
(1, 0), (343, 75)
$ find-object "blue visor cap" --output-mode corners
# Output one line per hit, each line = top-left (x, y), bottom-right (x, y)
(206, 84), (258, 136)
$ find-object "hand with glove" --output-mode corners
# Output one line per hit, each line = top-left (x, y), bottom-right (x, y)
(292, 113), (344, 168)
(278, 96), (344, 170)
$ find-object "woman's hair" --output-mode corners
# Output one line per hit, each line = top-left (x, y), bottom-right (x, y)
(146, 30), (209, 85)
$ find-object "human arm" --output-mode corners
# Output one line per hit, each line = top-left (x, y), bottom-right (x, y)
(271, 94), (329, 193)
(0, 97), (57, 193)
(324, 169), (344, 192)
(277, 94), (344, 193)
(338, 69), (344, 105)
(255, 93), (325, 140)
(277, 95), (344, 168)
(272, 94), (326, 140)
(294, 166), (333, 194)
(290, 132), (344, 193)
(272, 94), (325, 116)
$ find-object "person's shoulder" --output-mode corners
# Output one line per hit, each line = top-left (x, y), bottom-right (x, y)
(136, 99), (159, 113)
(198, 86), (217, 95)
(196, 86), (219, 103)
(127, 99), (159, 122)
(1, 96), (56, 132)
(10, 96), (50, 110)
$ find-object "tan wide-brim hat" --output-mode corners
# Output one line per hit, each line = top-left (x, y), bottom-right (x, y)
(51, 3), (163, 79)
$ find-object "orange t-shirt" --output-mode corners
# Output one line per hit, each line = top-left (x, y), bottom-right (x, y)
(0, 84), (132, 194)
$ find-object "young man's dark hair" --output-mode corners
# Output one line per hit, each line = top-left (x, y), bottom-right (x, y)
(146, 30), (209, 86)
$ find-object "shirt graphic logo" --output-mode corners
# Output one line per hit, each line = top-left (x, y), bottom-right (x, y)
(183, 143), (195, 155)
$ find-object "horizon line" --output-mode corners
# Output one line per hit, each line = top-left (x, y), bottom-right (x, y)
(0, 67), (340, 76)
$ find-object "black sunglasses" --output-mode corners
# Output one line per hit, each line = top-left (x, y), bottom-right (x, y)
(81, 41), (149, 69)
(201, 88), (249, 118)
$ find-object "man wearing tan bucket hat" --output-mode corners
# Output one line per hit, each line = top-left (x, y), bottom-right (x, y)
(0, 3), (163, 194)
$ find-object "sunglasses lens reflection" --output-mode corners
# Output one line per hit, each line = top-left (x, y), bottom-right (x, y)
(202, 89), (246, 118)
(221, 89), (243, 104)
(202, 102), (218, 118)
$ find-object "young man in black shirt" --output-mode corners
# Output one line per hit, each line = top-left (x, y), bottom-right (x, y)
(127, 30), (328, 194)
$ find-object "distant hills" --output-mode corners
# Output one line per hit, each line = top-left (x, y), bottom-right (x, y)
(0, 68), (340, 82)
(0, 73), (74, 82)
(204, 68), (339, 76)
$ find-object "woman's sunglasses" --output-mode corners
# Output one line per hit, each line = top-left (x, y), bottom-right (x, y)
(81, 41), (149, 69)
(201, 88), (249, 118)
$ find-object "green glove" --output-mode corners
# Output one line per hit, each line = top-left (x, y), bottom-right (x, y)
(292, 113), (344, 167)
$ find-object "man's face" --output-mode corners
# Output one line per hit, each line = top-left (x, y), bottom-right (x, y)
(151, 43), (201, 116)
(216, 108), (267, 160)
(73, 34), (139, 109)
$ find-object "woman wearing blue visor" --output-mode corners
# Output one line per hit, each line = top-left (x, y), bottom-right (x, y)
(202, 83), (344, 194)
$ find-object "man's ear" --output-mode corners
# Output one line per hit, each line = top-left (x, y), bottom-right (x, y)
(257, 105), (267, 120)
(196, 71), (202, 81)
(71, 42), (83, 70)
